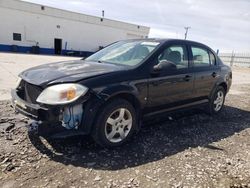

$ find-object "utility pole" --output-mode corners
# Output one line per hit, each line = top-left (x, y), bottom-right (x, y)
(184, 27), (191, 40)
(100, 10), (105, 22)
(102, 10), (105, 18)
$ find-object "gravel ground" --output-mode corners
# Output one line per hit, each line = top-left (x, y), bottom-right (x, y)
(1, 67), (250, 188)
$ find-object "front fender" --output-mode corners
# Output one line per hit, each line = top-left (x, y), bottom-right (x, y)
(98, 84), (139, 101)
(80, 84), (146, 134)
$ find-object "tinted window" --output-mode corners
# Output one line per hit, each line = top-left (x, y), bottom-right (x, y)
(13, 33), (21, 41)
(158, 45), (188, 69)
(191, 47), (210, 67)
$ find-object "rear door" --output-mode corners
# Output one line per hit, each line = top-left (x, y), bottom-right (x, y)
(147, 43), (194, 111)
(190, 45), (220, 98)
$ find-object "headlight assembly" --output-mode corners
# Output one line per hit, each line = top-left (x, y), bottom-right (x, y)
(36, 84), (88, 105)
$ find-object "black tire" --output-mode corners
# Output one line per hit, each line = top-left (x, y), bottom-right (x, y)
(207, 86), (226, 115)
(91, 99), (137, 148)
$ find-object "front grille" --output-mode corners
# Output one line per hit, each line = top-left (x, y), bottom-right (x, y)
(17, 80), (43, 104)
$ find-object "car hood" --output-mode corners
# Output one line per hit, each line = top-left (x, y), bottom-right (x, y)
(20, 60), (125, 86)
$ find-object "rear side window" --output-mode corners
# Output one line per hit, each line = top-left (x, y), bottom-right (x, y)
(191, 47), (210, 67)
(158, 45), (188, 69)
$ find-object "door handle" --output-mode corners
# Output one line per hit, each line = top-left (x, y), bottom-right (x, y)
(183, 75), (192, 81)
(212, 72), (217, 77)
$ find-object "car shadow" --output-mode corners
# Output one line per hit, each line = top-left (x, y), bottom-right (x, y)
(28, 105), (250, 170)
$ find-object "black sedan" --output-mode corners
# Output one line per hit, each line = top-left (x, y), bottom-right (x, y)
(11, 39), (232, 147)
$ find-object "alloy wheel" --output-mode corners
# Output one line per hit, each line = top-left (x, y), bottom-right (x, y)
(104, 108), (133, 143)
(213, 90), (224, 112)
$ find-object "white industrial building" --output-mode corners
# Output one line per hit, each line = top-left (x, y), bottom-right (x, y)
(0, 0), (150, 56)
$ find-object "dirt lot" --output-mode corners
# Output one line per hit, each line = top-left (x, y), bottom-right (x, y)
(0, 67), (250, 188)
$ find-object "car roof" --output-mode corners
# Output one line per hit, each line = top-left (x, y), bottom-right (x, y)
(131, 38), (204, 45)
(127, 38), (215, 53)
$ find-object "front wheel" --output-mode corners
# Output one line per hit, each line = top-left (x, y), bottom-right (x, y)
(92, 99), (137, 148)
(207, 86), (226, 115)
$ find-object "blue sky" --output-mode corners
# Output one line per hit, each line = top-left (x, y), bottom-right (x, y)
(23, 0), (250, 52)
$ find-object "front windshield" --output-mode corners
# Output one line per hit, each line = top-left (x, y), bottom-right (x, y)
(86, 40), (160, 66)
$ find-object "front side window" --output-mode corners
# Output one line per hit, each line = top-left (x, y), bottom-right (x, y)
(191, 47), (210, 67)
(86, 41), (160, 66)
(158, 45), (188, 69)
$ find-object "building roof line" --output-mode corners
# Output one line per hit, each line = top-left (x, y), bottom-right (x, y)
(10, 0), (149, 33)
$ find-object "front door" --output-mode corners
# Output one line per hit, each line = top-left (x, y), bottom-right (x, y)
(54, 38), (62, 55)
(147, 44), (194, 112)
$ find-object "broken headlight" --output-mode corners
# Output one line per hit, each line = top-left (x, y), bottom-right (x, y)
(36, 84), (88, 105)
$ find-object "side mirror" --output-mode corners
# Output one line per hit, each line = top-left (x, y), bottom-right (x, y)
(152, 60), (177, 74)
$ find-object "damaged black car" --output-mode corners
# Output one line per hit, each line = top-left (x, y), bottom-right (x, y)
(11, 39), (232, 147)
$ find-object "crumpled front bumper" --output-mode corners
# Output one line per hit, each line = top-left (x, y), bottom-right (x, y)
(11, 89), (61, 122)
(11, 88), (104, 137)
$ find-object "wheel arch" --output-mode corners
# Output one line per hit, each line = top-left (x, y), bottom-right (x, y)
(106, 92), (141, 110)
(218, 82), (227, 93)
(96, 84), (143, 113)
(93, 90), (142, 132)
(209, 81), (228, 100)
(82, 84), (144, 134)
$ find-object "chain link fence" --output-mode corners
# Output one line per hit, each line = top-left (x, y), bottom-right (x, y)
(219, 52), (250, 67)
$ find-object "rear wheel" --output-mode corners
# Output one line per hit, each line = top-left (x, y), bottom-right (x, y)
(207, 86), (226, 115)
(92, 99), (136, 147)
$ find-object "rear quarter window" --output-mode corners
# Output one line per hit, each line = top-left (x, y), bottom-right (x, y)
(209, 51), (216, 66)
